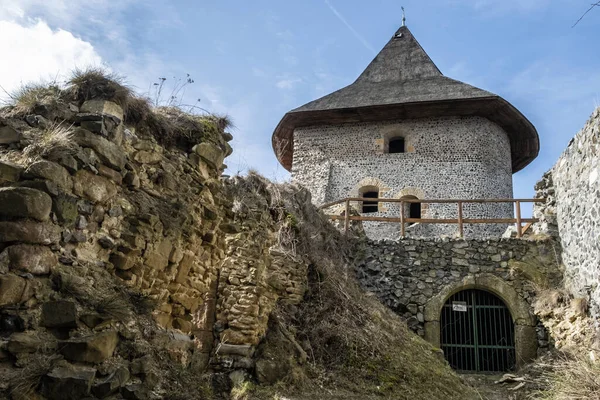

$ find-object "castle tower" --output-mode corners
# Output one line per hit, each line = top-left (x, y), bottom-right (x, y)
(272, 25), (539, 239)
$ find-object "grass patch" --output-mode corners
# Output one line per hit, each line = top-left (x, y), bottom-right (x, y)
(535, 354), (600, 400)
(22, 122), (77, 163)
(135, 106), (231, 151)
(68, 66), (132, 109)
(8, 353), (59, 398)
(4, 82), (64, 115)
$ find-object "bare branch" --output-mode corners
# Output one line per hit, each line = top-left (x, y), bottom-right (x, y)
(572, 1), (600, 27)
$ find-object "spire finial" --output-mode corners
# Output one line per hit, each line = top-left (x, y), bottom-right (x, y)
(401, 6), (406, 27)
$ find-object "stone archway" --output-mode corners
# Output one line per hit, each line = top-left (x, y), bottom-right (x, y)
(423, 274), (537, 369)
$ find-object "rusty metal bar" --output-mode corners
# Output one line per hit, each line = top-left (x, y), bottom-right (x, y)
(457, 201), (464, 238)
(515, 201), (522, 238)
(400, 200), (405, 237)
(344, 199), (350, 234)
(323, 197), (546, 206)
(328, 215), (538, 224)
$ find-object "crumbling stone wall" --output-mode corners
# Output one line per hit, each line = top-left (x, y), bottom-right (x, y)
(0, 92), (235, 399)
(534, 108), (600, 321)
(292, 116), (514, 240)
(356, 237), (562, 356)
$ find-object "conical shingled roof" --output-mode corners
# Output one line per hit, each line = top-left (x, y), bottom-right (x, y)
(272, 26), (539, 173)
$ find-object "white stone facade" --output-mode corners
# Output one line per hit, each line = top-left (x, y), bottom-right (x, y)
(536, 108), (600, 322)
(292, 116), (514, 239)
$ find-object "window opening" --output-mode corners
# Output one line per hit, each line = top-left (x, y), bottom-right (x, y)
(388, 137), (405, 154)
(362, 191), (379, 213)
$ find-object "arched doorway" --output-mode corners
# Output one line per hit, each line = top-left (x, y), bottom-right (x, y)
(441, 289), (515, 372)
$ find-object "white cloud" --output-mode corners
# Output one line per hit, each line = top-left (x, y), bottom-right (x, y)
(276, 77), (302, 90)
(0, 20), (102, 98)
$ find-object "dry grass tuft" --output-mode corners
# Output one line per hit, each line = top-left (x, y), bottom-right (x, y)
(22, 122), (77, 163)
(95, 293), (132, 322)
(68, 66), (132, 109)
(6, 82), (64, 115)
(536, 354), (600, 400)
(9, 353), (58, 397)
(136, 106), (230, 151)
(124, 95), (153, 126)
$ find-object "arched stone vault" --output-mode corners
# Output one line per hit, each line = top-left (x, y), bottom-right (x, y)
(423, 273), (537, 369)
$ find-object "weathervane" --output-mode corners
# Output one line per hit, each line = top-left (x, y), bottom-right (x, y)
(401, 6), (406, 27)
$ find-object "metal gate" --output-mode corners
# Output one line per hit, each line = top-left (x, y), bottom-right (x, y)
(440, 289), (515, 372)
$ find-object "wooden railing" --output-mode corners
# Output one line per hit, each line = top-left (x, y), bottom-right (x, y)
(319, 197), (546, 238)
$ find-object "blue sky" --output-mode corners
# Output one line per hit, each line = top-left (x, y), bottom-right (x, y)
(1, 0), (599, 212)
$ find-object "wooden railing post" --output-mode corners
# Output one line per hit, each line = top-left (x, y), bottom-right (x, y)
(515, 200), (522, 238)
(344, 199), (350, 234)
(457, 201), (464, 238)
(400, 201), (406, 237)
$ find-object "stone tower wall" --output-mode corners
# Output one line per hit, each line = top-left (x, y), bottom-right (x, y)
(292, 116), (514, 239)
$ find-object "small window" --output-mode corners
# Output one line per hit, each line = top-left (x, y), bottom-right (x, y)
(388, 137), (405, 154)
(409, 202), (421, 219)
(401, 195), (421, 222)
(362, 191), (379, 213)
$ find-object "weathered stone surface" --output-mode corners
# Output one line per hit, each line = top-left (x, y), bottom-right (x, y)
(52, 193), (79, 225)
(80, 100), (123, 122)
(0, 124), (21, 144)
(40, 364), (96, 400)
(122, 384), (158, 400)
(16, 179), (60, 197)
(536, 108), (600, 319)
(73, 128), (126, 170)
(25, 160), (73, 191)
(7, 331), (54, 353)
(0, 274), (33, 306)
(0, 220), (61, 244)
(255, 359), (288, 384)
(0, 187), (52, 221)
(192, 143), (224, 169)
(91, 366), (129, 398)
(134, 150), (162, 164)
(59, 331), (119, 363)
(41, 300), (78, 329)
(109, 251), (136, 270)
(97, 164), (123, 184)
(2, 244), (57, 275)
(73, 170), (117, 203)
(0, 161), (23, 183)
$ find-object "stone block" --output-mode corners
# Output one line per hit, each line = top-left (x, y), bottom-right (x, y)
(0, 220), (61, 244)
(41, 300), (77, 329)
(91, 366), (129, 398)
(25, 160), (73, 191)
(0, 187), (52, 221)
(73, 128), (126, 170)
(2, 244), (57, 275)
(192, 143), (224, 169)
(73, 170), (117, 203)
(0, 125), (21, 144)
(80, 99), (123, 122)
(52, 193), (79, 225)
(97, 164), (123, 184)
(109, 251), (136, 270)
(0, 274), (33, 306)
(40, 364), (96, 400)
(0, 161), (22, 183)
(59, 330), (119, 363)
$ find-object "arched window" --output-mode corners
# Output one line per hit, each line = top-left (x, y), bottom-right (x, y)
(401, 195), (421, 221)
(360, 188), (379, 213)
(388, 137), (405, 154)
